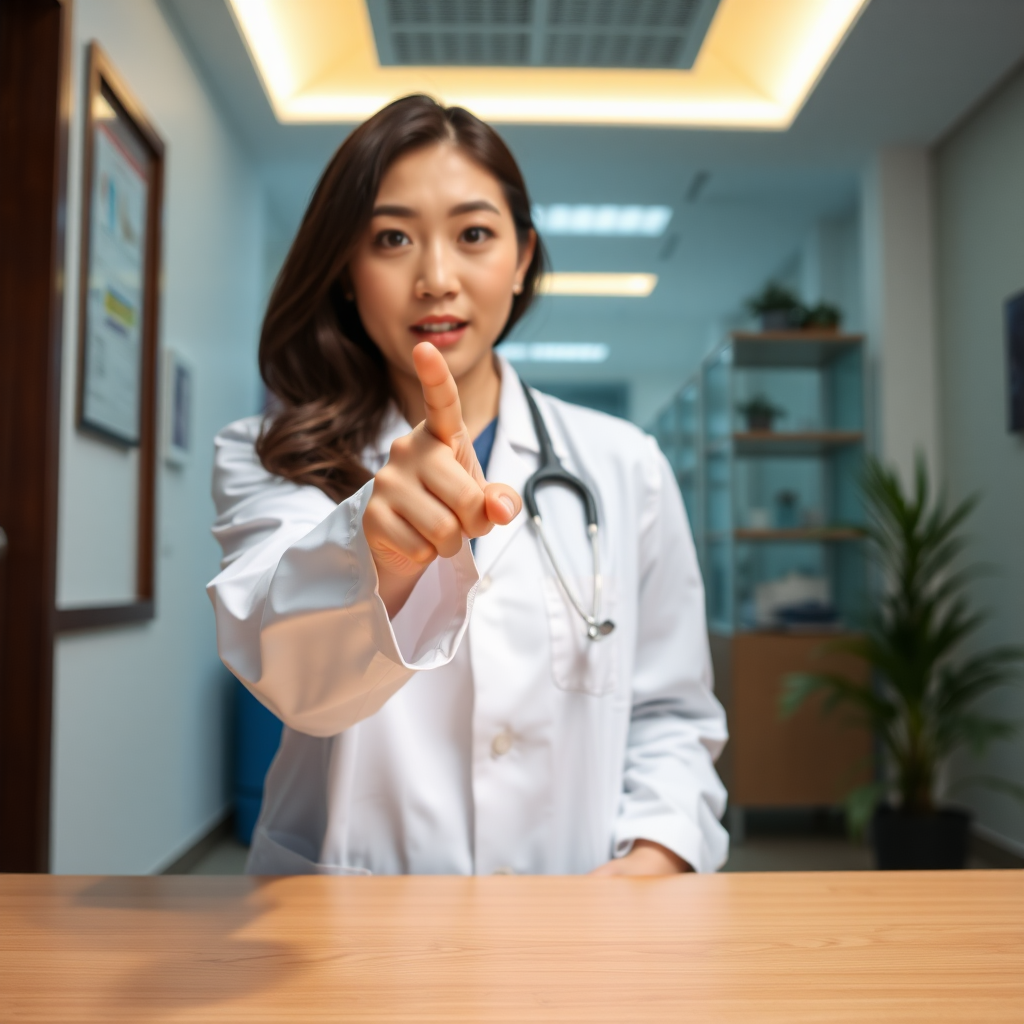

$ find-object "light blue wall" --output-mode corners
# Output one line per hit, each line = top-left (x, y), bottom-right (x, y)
(51, 0), (265, 873)
(935, 64), (1024, 854)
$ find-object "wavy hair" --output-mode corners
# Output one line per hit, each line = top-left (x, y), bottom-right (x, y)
(256, 95), (545, 502)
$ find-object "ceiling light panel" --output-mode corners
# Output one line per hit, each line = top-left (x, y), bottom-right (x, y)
(534, 204), (672, 237)
(538, 273), (657, 296)
(366, 0), (720, 69)
(228, 0), (870, 128)
(500, 342), (610, 362)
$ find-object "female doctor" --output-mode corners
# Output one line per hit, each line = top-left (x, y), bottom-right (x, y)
(209, 95), (728, 877)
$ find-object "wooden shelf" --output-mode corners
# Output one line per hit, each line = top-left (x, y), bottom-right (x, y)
(733, 431), (863, 456)
(730, 331), (864, 368)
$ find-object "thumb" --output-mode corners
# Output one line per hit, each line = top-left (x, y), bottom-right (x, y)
(483, 483), (521, 526)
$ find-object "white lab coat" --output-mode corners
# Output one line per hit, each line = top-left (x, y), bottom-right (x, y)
(208, 357), (728, 876)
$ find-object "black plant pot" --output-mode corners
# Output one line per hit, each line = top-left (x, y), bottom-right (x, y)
(871, 805), (972, 870)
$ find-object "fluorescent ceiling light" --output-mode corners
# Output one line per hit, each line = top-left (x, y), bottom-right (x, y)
(538, 273), (657, 297)
(533, 205), (672, 237)
(500, 342), (610, 364)
(227, 0), (870, 129)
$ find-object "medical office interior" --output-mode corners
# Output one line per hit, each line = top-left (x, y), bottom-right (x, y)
(3, 0), (1024, 880)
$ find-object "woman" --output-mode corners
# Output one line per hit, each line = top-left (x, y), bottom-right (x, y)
(209, 95), (728, 876)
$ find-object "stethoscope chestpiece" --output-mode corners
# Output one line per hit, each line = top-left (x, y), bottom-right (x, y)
(587, 620), (616, 641)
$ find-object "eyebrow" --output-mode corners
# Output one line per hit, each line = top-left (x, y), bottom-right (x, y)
(370, 199), (502, 218)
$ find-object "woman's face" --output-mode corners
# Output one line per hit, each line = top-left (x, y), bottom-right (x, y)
(348, 142), (536, 385)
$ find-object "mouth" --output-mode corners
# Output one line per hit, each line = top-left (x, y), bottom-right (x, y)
(410, 316), (469, 347)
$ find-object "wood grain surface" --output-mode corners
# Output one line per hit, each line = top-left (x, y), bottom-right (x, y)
(1, 872), (1022, 1022)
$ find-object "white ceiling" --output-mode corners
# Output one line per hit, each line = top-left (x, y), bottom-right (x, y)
(160, 0), (1024, 412)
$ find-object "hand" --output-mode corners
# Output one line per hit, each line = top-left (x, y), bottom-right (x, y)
(589, 840), (693, 877)
(363, 342), (521, 617)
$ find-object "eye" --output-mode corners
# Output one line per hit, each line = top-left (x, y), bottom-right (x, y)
(375, 229), (410, 249)
(461, 225), (494, 244)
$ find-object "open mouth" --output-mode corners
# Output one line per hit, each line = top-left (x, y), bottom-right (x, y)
(410, 317), (469, 345)
(412, 319), (468, 335)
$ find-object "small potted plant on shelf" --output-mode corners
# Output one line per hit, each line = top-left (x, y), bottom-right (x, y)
(781, 456), (1024, 869)
(801, 301), (843, 331)
(737, 394), (783, 432)
(746, 282), (806, 331)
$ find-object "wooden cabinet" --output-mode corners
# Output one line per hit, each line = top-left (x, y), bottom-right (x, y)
(711, 633), (870, 806)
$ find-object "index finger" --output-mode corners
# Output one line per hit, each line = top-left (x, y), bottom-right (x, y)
(412, 342), (467, 447)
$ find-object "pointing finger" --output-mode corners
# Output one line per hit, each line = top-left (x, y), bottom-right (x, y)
(413, 342), (467, 448)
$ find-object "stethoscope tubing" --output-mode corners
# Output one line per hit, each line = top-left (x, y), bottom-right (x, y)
(519, 381), (615, 641)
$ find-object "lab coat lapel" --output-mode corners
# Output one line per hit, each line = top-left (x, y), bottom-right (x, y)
(473, 357), (540, 577)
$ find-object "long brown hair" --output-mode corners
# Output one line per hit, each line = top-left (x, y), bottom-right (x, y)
(256, 95), (545, 502)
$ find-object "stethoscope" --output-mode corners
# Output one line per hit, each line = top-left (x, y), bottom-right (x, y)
(519, 380), (616, 641)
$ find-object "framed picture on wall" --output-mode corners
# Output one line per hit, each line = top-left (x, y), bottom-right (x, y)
(1008, 290), (1024, 434)
(162, 348), (194, 467)
(57, 43), (165, 632)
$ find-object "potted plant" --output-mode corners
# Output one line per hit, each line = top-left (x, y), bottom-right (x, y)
(746, 283), (805, 331)
(781, 456), (1024, 869)
(801, 301), (843, 331)
(737, 395), (783, 432)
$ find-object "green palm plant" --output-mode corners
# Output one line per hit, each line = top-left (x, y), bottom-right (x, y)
(781, 456), (1024, 835)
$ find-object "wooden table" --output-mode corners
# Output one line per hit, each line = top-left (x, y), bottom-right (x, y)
(1, 872), (1022, 1021)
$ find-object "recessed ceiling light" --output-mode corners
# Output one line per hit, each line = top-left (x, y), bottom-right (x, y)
(500, 342), (610, 364)
(227, 0), (870, 128)
(533, 205), (672, 237)
(538, 273), (657, 297)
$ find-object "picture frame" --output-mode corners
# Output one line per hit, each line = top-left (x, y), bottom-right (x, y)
(162, 347), (194, 467)
(56, 43), (164, 632)
(1007, 290), (1024, 434)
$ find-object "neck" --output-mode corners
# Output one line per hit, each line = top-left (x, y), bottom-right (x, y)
(392, 351), (501, 439)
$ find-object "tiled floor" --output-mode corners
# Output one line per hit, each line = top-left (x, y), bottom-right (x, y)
(187, 837), (250, 875)
(723, 836), (872, 872)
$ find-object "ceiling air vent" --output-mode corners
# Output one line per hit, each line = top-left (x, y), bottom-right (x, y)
(366, 0), (721, 70)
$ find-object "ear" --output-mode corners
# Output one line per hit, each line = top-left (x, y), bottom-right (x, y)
(513, 228), (538, 294)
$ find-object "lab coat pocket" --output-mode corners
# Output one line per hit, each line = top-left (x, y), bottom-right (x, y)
(543, 575), (618, 697)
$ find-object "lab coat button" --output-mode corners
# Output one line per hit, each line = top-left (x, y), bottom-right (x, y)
(491, 729), (513, 757)
(478, 574), (492, 593)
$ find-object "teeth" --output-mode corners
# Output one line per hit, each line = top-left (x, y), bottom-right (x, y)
(418, 322), (462, 333)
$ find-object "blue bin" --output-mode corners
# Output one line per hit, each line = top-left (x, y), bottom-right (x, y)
(234, 681), (283, 845)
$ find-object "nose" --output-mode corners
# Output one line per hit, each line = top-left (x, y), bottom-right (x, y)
(415, 236), (459, 300)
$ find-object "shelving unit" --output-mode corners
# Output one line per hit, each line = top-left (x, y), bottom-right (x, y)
(652, 331), (872, 819)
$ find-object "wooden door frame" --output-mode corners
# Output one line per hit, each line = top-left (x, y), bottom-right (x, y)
(0, 0), (72, 872)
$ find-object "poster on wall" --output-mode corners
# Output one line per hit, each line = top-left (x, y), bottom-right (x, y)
(1008, 290), (1024, 434)
(58, 42), (165, 633)
(81, 115), (149, 443)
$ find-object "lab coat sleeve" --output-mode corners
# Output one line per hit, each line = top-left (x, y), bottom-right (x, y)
(206, 419), (479, 737)
(613, 437), (729, 873)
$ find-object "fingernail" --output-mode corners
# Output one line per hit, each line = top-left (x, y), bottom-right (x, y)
(499, 495), (515, 517)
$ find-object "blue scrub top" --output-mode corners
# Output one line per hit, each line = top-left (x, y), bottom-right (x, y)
(473, 417), (498, 476)
(471, 418), (498, 554)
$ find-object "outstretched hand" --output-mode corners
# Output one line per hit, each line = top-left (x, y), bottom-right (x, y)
(364, 342), (522, 617)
